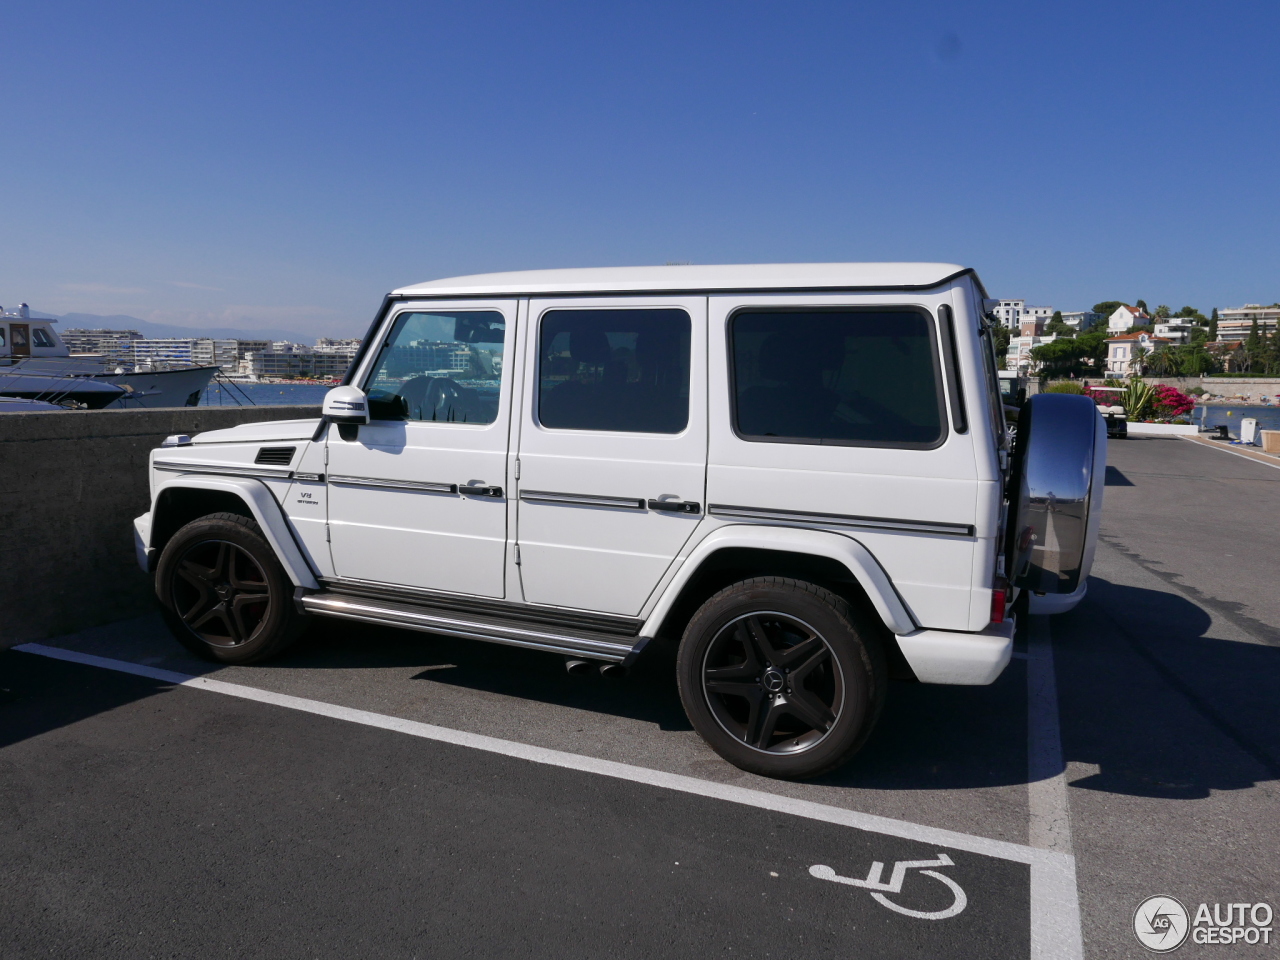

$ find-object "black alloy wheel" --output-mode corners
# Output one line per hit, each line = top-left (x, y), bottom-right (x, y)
(677, 577), (886, 780)
(171, 539), (272, 647)
(155, 511), (306, 664)
(702, 612), (842, 755)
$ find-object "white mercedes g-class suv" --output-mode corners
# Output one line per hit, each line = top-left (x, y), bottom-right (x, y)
(135, 264), (1104, 779)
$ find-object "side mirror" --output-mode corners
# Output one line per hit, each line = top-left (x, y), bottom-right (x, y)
(322, 385), (370, 424)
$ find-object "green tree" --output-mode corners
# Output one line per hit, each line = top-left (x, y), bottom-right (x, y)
(1266, 321), (1280, 376)
(1136, 299), (1149, 315)
(1154, 304), (1171, 319)
(1092, 301), (1126, 319)
(1029, 338), (1092, 379)
(992, 325), (1011, 362)
(1051, 310), (1063, 324)
(1209, 308), (1219, 340)
(1129, 344), (1150, 375)
(1075, 329), (1109, 369)
(1169, 343), (1217, 375)
(1127, 324), (1154, 334)
(1045, 319), (1076, 337)
(1244, 319), (1263, 372)
(1189, 326), (1210, 346)
(1147, 347), (1178, 376)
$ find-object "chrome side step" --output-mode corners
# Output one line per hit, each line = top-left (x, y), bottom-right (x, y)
(301, 592), (648, 664)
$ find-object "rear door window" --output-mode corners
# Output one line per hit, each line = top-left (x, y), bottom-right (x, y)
(538, 309), (691, 434)
(730, 309), (946, 448)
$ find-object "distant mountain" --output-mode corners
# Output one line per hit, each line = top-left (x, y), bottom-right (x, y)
(48, 312), (322, 344)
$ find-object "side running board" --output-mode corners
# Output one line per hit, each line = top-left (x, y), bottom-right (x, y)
(300, 592), (648, 665)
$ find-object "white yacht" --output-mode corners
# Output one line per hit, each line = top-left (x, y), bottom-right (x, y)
(0, 304), (221, 409)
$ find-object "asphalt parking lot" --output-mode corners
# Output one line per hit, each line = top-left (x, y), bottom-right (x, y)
(3, 436), (1278, 959)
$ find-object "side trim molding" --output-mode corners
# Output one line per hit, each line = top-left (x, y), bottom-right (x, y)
(519, 489), (646, 511)
(329, 475), (457, 494)
(154, 460), (293, 481)
(707, 504), (975, 538)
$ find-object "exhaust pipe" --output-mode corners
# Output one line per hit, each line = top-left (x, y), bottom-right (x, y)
(598, 662), (627, 679)
(564, 658), (594, 676)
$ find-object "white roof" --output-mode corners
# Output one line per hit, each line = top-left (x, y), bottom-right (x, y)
(392, 262), (971, 298)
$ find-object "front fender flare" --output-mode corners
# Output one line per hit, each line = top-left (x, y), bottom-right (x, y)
(641, 524), (917, 637)
(149, 474), (320, 589)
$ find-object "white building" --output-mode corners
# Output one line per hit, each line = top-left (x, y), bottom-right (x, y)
(1216, 305), (1280, 343)
(191, 339), (241, 372)
(1105, 331), (1171, 377)
(992, 299), (1054, 329)
(1006, 333), (1059, 376)
(62, 328), (145, 365)
(312, 338), (361, 379)
(132, 338), (197, 363)
(1059, 310), (1101, 331)
(1152, 322), (1195, 345)
(1107, 305), (1150, 334)
(238, 341), (315, 379)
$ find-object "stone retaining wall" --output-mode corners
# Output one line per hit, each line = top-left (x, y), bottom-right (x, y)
(0, 405), (320, 647)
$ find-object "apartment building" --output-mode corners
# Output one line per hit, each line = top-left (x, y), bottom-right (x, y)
(1216, 305), (1280, 343)
(992, 299), (1054, 329)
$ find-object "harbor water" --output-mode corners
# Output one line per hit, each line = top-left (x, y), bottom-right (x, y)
(1194, 404), (1280, 433)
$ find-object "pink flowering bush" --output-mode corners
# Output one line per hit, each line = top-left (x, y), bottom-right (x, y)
(1150, 384), (1195, 419)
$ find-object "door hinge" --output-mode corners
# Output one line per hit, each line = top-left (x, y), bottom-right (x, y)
(513, 543), (521, 565)
(324, 445), (329, 465)
(513, 458), (520, 480)
(325, 525), (331, 542)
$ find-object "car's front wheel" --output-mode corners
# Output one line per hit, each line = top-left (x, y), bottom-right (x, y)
(155, 511), (306, 664)
(677, 577), (886, 780)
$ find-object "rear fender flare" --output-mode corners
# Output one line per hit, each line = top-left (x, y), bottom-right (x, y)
(641, 524), (917, 637)
(149, 474), (320, 589)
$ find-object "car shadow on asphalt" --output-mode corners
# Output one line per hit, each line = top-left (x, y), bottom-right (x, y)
(0, 648), (172, 752)
(1055, 576), (1280, 800)
(299, 616), (1034, 790)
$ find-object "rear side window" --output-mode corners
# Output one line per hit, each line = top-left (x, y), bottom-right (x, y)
(538, 309), (690, 433)
(730, 309), (945, 448)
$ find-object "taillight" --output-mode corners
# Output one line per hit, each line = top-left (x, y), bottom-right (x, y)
(991, 576), (1010, 624)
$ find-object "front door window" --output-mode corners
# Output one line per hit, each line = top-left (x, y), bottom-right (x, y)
(364, 310), (506, 423)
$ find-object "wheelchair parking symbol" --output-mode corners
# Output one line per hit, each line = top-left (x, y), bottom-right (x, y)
(809, 854), (968, 920)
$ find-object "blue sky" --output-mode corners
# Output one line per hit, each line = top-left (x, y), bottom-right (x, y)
(2, 0), (1277, 336)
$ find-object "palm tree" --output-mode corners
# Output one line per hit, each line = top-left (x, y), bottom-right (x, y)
(1129, 345), (1150, 376)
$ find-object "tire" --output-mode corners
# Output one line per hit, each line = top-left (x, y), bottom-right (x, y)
(677, 577), (887, 780)
(155, 511), (307, 664)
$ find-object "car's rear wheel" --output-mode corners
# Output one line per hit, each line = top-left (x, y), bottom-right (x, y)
(155, 511), (306, 664)
(677, 577), (886, 780)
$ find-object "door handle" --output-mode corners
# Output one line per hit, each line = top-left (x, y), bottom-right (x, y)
(647, 499), (700, 514)
(459, 484), (503, 497)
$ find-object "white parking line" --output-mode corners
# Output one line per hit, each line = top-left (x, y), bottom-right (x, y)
(1025, 616), (1084, 960)
(18, 640), (1080, 956)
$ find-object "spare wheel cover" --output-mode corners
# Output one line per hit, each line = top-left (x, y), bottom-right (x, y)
(1007, 393), (1107, 595)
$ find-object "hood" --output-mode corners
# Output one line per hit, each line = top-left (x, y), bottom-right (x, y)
(192, 418), (321, 444)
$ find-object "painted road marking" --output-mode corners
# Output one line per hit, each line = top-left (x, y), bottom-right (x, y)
(1026, 615), (1084, 960)
(810, 854), (969, 920)
(16, 640), (1079, 958)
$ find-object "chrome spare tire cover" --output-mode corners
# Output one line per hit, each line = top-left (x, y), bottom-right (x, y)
(1007, 393), (1107, 596)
